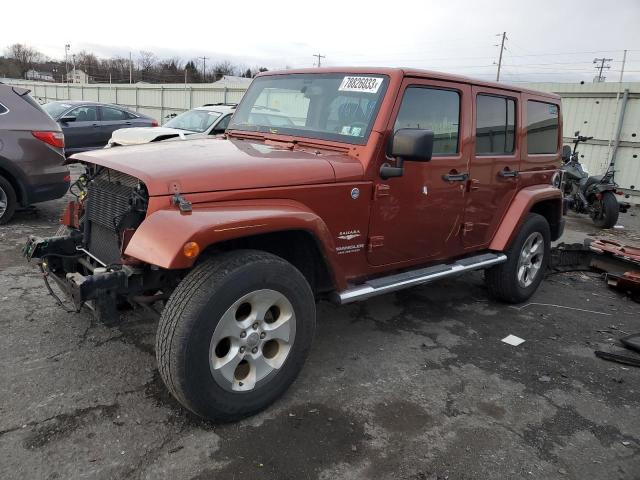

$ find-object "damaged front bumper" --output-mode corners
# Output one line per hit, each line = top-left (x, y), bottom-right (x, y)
(23, 233), (131, 312)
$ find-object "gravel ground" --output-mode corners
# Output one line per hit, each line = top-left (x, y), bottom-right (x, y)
(1, 182), (639, 480)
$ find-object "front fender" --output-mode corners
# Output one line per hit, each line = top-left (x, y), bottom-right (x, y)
(124, 198), (342, 278)
(489, 185), (563, 251)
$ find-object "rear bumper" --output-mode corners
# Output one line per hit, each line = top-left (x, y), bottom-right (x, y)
(24, 168), (70, 205)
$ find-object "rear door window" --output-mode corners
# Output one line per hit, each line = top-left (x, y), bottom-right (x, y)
(527, 100), (559, 154)
(69, 106), (98, 122)
(101, 106), (128, 121)
(476, 95), (516, 155)
(394, 87), (460, 155)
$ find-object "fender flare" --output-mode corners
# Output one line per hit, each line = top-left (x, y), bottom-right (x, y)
(124, 198), (344, 285)
(489, 185), (563, 251)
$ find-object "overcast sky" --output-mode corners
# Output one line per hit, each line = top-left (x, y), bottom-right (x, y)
(4, 0), (639, 83)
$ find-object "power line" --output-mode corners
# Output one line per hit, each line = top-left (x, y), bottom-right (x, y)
(312, 53), (325, 67)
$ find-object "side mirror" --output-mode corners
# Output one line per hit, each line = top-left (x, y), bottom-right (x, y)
(59, 115), (76, 123)
(561, 145), (572, 161)
(380, 129), (434, 180)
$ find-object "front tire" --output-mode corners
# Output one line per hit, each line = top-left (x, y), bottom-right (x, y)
(591, 191), (619, 229)
(0, 175), (17, 225)
(485, 213), (550, 304)
(156, 250), (315, 422)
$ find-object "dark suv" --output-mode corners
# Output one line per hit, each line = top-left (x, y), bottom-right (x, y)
(0, 84), (70, 224)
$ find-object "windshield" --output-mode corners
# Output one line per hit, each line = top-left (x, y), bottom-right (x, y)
(42, 102), (72, 119)
(164, 109), (221, 133)
(229, 73), (388, 145)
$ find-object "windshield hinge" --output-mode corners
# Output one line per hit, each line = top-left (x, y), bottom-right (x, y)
(172, 193), (192, 214)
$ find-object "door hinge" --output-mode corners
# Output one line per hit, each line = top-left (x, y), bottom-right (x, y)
(374, 183), (390, 199)
(462, 222), (474, 234)
(368, 235), (385, 251)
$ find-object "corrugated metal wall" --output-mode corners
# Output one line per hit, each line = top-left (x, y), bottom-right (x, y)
(522, 82), (640, 202)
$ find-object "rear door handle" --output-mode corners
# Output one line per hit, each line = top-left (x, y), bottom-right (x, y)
(442, 172), (469, 182)
(92, 123), (100, 128)
(498, 168), (519, 178)
(125, 121), (132, 125)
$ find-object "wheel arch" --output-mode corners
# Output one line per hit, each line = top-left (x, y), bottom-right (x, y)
(0, 157), (29, 206)
(124, 199), (345, 292)
(489, 185), (563, 251)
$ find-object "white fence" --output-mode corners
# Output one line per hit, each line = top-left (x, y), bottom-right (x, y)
(3, 79), (249, 122)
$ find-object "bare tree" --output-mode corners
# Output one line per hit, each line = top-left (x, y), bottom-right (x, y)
(211, 60), (236, 81)
(6, 43), (44, 77)
(138, 51), (157, 81)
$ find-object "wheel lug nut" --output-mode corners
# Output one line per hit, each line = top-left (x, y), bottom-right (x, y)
(239, 346), (245, 353)
(251, 347), (258, 354)
(240, 331), (246, 338)
(260, 332), (266, 339)
(252, 323), (259, 330)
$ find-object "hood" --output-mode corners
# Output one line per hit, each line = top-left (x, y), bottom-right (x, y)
(72, 137), (363, 196)
(109, 127), (197, 146)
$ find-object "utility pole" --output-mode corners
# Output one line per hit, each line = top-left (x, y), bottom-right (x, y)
(129, 52), (132, 84)
(618, 49), (628, 83)
(64, 44), (70, 83)
(201, 56), (209, 82)
(313, 53), (326, 67)
(593, 57), (612, 82)
(495, 32), (507, 82)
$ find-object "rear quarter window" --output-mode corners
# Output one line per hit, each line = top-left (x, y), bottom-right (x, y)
(0, 103), (7, 115)
(527, 100), (559, 154)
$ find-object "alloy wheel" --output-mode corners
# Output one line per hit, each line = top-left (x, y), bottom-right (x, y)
(0, 186), (7, 217)
(209, 289), (296, 392)
(517, 232), (544, 288)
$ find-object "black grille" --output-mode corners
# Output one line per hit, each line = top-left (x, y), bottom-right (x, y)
(85, 169), (141, 264)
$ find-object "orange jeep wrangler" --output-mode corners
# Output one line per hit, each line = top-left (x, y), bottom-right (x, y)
(25, 68), (564, 421)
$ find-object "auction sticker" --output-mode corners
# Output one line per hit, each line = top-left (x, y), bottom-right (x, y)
(339, 76), (383, 93)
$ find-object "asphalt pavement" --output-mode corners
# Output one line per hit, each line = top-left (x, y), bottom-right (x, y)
(1, 188), (639, 480)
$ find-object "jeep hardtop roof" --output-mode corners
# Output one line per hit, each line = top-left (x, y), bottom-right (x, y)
(255, 67), (561, 101)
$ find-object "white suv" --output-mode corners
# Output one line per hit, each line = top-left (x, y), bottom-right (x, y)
(107, 104), (236, 147)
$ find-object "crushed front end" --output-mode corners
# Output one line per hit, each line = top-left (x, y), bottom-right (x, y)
(24, 166), (179, 322)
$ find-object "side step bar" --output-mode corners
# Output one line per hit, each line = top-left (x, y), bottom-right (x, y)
(336, 252), (507, 304)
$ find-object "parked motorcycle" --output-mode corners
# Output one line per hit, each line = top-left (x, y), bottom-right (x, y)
(561, 132), (628, 228)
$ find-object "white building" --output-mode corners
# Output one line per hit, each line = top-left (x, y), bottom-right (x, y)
(25, 69), (54, 82)
(66, 69), (92, 84)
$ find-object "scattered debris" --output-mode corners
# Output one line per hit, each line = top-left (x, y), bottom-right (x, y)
(538, 375), (552, 382)
(512, 303), (611, 316)
(594, 351), (640, 368)
(501, 335), (525, 346)
(621, 334), (640, 353)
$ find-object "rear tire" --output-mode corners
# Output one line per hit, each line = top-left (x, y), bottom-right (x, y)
(0, 176), (17, 225)
(592, 191), (619, 229)
(156, 250), (315, 422)
(485, 213), (550, 304)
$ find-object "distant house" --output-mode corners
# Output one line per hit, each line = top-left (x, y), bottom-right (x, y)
(211, 75), (253, 89)
(66, 69), (92, 84)
(26, 69), (54, 82)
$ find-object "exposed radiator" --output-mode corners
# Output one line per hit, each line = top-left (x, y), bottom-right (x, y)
(85, 169), (141, 264)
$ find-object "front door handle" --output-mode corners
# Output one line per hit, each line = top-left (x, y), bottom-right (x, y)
(442, 171), (469, 182)
(498, 168), (519, 178)
(92, 123), (100, 128)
